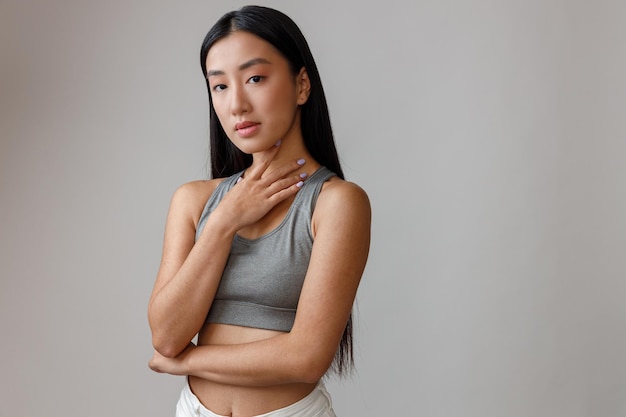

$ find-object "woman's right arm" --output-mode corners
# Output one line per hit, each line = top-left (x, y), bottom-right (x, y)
(148, 180), (236, 358)
(148, 149), (309, 358)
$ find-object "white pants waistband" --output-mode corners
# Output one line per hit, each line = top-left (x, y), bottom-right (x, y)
(175, 380), (337, 417)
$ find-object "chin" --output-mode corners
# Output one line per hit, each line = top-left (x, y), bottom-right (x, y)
(235, 141), (277, 155)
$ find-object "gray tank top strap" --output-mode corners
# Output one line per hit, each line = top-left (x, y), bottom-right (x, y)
(195, 171), (242, 242)
(294, 166), (335, 212)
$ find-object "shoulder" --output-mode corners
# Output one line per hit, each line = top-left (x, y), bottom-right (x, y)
(312, 178), (371, 235)
(167, 178), (226, 228)
(318, 177), (370, 209)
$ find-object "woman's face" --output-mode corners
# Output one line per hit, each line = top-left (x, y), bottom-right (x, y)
(205, 31), (310, 155)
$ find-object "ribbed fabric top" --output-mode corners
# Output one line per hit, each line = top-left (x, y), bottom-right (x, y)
(195, 166), (336, 332)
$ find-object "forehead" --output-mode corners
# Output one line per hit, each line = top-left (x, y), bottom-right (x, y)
(205, 31), (284, 71)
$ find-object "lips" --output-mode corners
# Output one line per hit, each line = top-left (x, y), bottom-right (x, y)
(235, 121), (260, 137)
(235, 121), (258, 130)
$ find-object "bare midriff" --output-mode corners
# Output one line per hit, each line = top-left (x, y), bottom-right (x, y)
(188, 323), (316, 416)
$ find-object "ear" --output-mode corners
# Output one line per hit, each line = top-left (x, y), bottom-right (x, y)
(296, 67), (311, 105)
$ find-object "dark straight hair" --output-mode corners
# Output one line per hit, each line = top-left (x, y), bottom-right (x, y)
(199, 5), (352, 375)
(200, 5), (344, 181)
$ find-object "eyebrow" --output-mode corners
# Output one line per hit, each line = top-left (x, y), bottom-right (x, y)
(207, 58), (272, 78)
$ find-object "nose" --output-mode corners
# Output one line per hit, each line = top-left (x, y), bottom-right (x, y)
(230, 84), (250, 115)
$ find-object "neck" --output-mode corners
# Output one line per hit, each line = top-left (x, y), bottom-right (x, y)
(250, 118), (320, 176)
(254, 138), (320, 178)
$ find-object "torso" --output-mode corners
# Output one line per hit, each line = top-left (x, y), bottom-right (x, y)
(190, 324), (316, 416)
(185, 169), (336, 416)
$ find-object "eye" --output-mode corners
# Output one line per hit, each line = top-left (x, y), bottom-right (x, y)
(248, 75), (263, 84)
(212, 84), (227, 92)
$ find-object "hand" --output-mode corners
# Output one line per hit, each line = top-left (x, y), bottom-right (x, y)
(214, 143), (307, 230)
(149, 343), (196, 375)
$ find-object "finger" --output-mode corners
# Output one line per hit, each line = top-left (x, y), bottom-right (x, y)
(246, 141), (282, 179)
(266, 172), (308, 195)
(263, 158), (306, 184)
(148, 359), (161, 373)
(268, 179), (305, 204)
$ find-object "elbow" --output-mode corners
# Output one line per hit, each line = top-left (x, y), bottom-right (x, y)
(153, 343), (181, 359)
(151, 333), (187, 358)
(292, 351), (333, 384)
(299, 365), (328, 385)
(149, 315), (189, 358)
(284, 332), (337, 383)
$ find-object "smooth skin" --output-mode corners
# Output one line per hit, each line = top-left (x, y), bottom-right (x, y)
(148, 31), (371, 416)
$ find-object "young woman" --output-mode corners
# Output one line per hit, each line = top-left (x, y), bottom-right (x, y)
(148, 5), (371, 416)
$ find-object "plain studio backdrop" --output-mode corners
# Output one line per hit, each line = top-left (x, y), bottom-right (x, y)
(1, 0), (625, 416)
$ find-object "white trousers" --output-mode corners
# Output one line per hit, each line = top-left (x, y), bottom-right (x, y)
(175, 380), (337, 417)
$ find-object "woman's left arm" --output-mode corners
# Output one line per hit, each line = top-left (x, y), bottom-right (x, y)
(149, 180), (371, 386)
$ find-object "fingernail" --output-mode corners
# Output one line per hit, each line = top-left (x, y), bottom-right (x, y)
(297, 158), (306, 166)
(296, 181), (304, 188)
(275, 140), (282, 147)
(236, 177), (242, 184)
(299, 173), (308, 179)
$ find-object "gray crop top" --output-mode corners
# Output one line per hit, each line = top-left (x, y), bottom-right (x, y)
(195, 166), (336, 332)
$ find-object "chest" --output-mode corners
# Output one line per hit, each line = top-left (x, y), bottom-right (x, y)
(236, 196), (295, 240)
(216, 217), (314, 309)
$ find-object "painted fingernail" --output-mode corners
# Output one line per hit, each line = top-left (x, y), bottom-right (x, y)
(236, 177), (242, 184)
(299, 173), (308, 179)
(296, 181), (304, 188)
(297, 158), (306, 166)
(275, 140), (282, 147)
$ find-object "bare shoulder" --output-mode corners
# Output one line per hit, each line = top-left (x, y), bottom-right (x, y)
(318, 177), (370, 209)
(312, 178), (371, 234)
(168, 178), (225, 228)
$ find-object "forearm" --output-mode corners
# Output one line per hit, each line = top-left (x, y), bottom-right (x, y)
(149, 215), (236, 356)
(181, 334), (330, 387)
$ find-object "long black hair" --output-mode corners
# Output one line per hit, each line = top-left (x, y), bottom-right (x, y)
(200, 5), (353, 375)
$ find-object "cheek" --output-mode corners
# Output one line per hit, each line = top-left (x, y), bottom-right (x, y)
(211, 98), (229, 124)
(262, 86), (299, 115)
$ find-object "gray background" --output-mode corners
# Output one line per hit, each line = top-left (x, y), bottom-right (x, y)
(1, 0), (625, 416)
